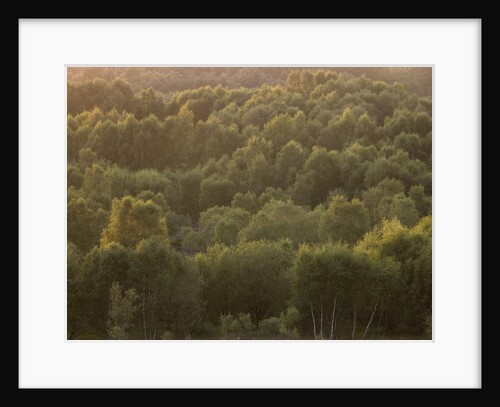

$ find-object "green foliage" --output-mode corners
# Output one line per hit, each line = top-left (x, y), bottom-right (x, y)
(394, 132), (423, 159)
(68, 197), (108, 252)
(68, 68), (432, 339)
(319, 195), (371, 245)
(181, 228), (205, 252)
(258, 306), (301, 339)
(107, 282), (139, 339)
(198, 206), (251, 247)
(196, 240), (294, 322)
(68, 78), (135, 115)
(388, 193), (419, 227)
(293, 242), (397, 339)
(355, 217), (432, 334)
(318, 107), (356, 150)
(101, 196), (167, 247)
(136, 190), (168, 214)
(362, 178), (406, 224)
(164, 210), (191, 238)
(68, 165), (84, 189)
(219, 208), (251, 245)
(364, 149), (428, 189)
(83, 242), (134, 333)
(82, 164), (112, 205)
(219, 313), (256, 339)
(231, 191), (260, 214)
(199, 176), (237, 211)
(239, 200), (319, 246)
(297, 146), (342, 206)
(258, 187), (290, 207)
(354, 113), (378, 143)
(275, 140), (307, 188)
(336, 143), (377, 195)
(179, 170), (202, 216)
(408, 185), (432, 217)
(414, 112), (432, 136)
(131, 238), (204, 339)
(135, 88), (166, 119)
(263, 112), (306, 150)
(67, 244), (93, 338)
(161, 330), (175, 340)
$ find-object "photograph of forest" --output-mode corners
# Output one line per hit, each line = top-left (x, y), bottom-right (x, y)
(67, 67), (432, 340)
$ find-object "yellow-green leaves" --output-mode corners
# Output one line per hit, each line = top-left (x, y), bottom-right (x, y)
(101, 196), (167, 248)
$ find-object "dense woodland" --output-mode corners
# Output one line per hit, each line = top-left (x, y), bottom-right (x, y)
(67, 67), (432, 340)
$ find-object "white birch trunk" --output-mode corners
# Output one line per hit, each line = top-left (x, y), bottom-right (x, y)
(310, 303), (317, 339)
(362, 297), (379, 339)
(383, 312), (387, 337)
(142, 275), (147, 340)
(352, 311), (357, 340)
(329, 296), (337, 339)
(320, 296), (323, 339)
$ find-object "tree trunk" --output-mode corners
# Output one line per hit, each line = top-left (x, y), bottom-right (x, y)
(377, 308), (383, 335)
(310, 303), (317, 339)
(319, 296), (323, 339)
(329, 296), (337, 339)
(151, 292), (156, 341)
(383, 312), (387, 338)
(352, 310), (357, 340)
(362, 296), (379, 339)
(334, 309), (337, 335)
(142, 275), (147, 340)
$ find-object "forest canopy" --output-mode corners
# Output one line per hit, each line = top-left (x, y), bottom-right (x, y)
(67, 67), (432, 340)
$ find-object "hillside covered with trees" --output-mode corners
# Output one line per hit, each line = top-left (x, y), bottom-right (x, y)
(67, 67), (432, 340)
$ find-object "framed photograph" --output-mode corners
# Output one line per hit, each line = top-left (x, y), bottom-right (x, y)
(19, 19), (482, 388)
